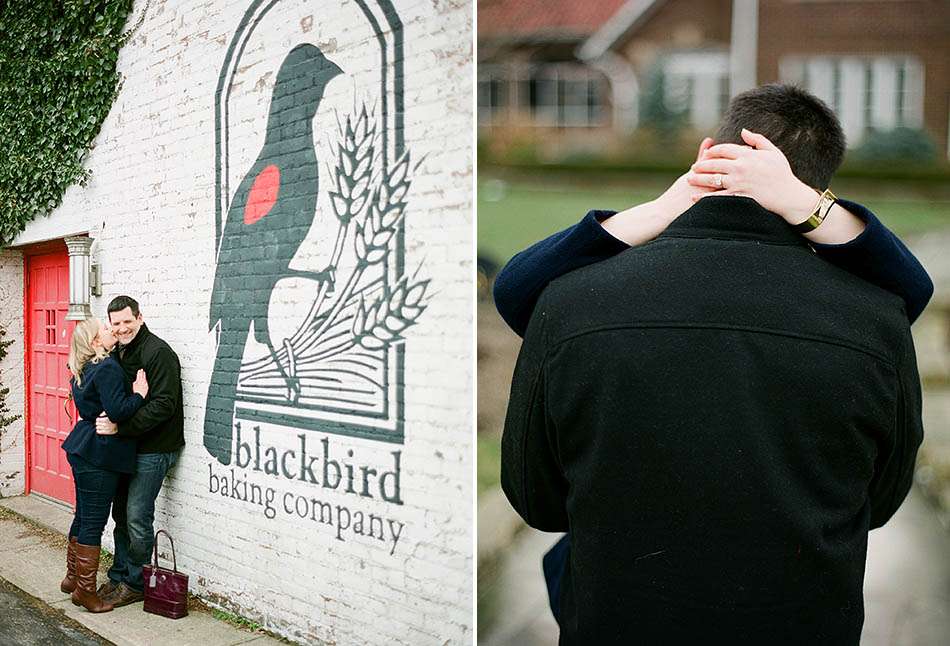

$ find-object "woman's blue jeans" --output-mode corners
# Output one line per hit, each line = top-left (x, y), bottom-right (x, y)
(543, 533), (570, 625)
(67, 453), (122, 546)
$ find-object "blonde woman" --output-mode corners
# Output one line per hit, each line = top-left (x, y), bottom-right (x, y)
(61, 318), (148, 613)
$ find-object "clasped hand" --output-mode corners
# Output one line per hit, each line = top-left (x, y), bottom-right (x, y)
(685, 128), (818, 224)
(604, 129), (863, 247)
(96, 414), (118, 435)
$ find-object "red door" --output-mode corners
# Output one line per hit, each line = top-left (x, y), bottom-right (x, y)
(25, 246), (76, 504)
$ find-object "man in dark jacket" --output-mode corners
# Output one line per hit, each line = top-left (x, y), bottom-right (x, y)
(95, 295), (185, 607)
(501, 85), (925, 644)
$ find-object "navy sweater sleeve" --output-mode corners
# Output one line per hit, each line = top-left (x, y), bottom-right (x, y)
(97, 360), (145, 423)
(810, 199), (934, 323)
(493, 201), (934, 337)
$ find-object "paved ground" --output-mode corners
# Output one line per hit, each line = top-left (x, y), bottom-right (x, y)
(0, 496), (283, 646)
(863, 489), (950, 644)
(0, 576), (112, 646)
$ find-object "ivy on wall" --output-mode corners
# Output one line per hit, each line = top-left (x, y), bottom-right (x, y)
(0, 325), (19, 433)
(0, 1), (137, 245)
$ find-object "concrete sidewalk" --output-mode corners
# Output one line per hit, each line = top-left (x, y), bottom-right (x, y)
(0, 495), (284, 646)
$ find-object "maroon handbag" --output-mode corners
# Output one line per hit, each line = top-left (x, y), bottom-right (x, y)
(142, 529), (189, 619)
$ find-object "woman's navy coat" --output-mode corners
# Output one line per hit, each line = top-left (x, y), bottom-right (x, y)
(62, 356), (143, 473)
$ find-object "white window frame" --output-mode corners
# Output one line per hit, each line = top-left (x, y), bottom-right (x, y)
(477, 65), (508, 128)
(662, 51), (730, 131)
(779, 55), (925, 145)
(517, 63), (611, 128)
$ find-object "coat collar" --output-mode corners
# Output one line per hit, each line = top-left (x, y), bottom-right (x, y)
(657, 196), (810, 247)
(119, 322), (151, 354)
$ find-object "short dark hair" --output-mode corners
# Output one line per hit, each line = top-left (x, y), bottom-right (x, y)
(715, 83), (845, 189)
(107, 295), (140, 318)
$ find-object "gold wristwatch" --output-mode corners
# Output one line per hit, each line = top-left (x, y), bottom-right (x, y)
(793, 188), (837, 232)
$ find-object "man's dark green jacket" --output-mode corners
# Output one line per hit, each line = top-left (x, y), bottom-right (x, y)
(501, 196), (924, 645)
(115, 323), (185, 454)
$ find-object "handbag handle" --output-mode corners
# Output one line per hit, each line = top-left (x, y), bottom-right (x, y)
(151, 529), (178, 573)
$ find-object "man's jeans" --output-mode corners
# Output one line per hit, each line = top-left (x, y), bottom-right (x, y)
(107, 450), (179, 592)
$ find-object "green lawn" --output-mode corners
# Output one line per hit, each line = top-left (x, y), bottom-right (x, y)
(477, 433), (502, 496)
(478, 176), (950, 265)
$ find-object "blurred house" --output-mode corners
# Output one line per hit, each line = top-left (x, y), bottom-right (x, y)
(478, 0), (950, 157)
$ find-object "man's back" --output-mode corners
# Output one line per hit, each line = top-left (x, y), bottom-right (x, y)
(501, 197), (923, 644)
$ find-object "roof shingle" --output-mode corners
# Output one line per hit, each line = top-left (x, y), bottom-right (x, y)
(478, 0), (628, 40)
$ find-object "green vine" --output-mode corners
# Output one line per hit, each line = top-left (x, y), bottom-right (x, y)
(0, 1), (139, 245)
(0, 325), (20, 433)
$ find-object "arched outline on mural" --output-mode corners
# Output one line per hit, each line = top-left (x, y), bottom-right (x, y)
(209, 0), (416, 457)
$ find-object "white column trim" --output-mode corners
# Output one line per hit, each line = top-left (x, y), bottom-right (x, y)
(583, 52), (640, 132)
(730, 0), (758, 97)
(64, 236), (93, 321)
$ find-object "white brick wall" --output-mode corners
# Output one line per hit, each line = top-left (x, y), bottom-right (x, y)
(0, 1), (472, 643)
(0, 250), (25, 499)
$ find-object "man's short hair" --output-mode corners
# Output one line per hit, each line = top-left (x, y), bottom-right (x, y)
(107, 295), (140, 318)
(715, 84), (845, 189)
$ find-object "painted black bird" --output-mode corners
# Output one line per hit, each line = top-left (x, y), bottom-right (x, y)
(204, 44), (342, 465)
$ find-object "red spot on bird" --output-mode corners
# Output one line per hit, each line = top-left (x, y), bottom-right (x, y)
(244, 164), (280, 224)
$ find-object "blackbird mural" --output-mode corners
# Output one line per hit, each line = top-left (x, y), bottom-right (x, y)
(205, 44), (342, 463)
(205, 1), (429, 466)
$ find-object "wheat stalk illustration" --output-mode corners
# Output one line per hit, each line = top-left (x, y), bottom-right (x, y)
(351, 275), (430, 350)
(290, 104), (378, 349)
(329, 103), (376, 226)
(306, 147), (412, 344)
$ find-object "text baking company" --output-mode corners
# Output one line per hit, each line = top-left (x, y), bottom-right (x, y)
(208, 423), (406, 556)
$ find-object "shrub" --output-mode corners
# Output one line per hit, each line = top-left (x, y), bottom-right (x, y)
(0, 1), (137, 244)
(850, 127), (939, 163)
(0, 325), (20, 433)
(638, 61), (688, 145)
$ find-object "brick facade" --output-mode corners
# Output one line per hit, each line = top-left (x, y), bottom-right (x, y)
(758, 0), (950, 151)
(618, 0), (731, 72)
(0, 1), (473, 644)
(481, 0), (949, 156)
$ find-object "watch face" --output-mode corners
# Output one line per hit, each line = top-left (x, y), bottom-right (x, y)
(816, 192), (836, 224)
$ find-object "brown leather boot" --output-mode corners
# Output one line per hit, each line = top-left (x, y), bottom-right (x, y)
(60, 537), (78, 594)
(70, 543), (113, 613)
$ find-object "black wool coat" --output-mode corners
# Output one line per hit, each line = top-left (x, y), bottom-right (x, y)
(501, 196), (924, 645)
(114, 323), (185, 454)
